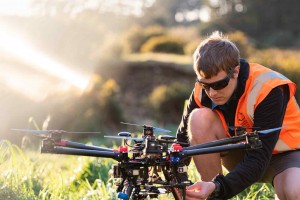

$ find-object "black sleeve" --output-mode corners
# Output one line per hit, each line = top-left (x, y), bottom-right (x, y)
(176, 90), (200, 146)
(218, 85), (289, 199)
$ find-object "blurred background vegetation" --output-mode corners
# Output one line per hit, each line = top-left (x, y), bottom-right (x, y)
(1, 1), (299, 199)
(1, 0), (300, 147)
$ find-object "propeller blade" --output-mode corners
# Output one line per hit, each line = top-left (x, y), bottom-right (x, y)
(228, 126), (260, 131)
(65, 131), (101, 134)
(11, 129), (100, 134)
(228, 126), (244, 130)
(153, 127), (171, 133)
(120, 122), (142, 127)
(104, 135), (144, 141)
(11, 129), (52, 134)
(120, 122), (171, 133)
(257, 126), (286, 134)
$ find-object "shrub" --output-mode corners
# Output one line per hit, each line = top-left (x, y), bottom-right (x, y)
(141, 36), (185, 54)
(184, 37), (203, 56)
(97, 79), (124, 129)
(148, 82), (190, 124)
(122, 25), (165, 53)
(184, 31), (252, 58)
(262, 31), (295, 48)
(66, 78), (124, 134)
(227, 31), (253, 58)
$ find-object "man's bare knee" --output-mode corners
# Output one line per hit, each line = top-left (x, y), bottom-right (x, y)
(274, 167), (300, 200)
(188, 108), (226, 144)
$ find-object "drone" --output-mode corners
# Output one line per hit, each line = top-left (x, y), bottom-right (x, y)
(12, 124), (284, 200)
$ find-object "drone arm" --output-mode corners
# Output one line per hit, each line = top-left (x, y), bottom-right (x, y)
(181, 134), (262, 157)
(182, 142), (250, 157)
(56, 140), (114, 152)
(184, 134), (247, 151)
(41, 146), (121, 160)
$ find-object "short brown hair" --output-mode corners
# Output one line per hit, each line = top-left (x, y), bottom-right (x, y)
(193, 31), (240, 79)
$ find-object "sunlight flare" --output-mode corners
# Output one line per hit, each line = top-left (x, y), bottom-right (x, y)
(0, 24), (90, 100)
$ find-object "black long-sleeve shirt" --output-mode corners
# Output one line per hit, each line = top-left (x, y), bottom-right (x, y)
(176, 59), (289, 198)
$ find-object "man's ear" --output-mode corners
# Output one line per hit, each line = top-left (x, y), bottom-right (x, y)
(234, 65), (240, 78)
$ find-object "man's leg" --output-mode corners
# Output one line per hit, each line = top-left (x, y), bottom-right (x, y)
(188, 108), (228, 181)
(273, 167), (300, 200)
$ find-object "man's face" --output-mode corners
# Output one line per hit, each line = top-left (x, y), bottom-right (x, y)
(197, 67), (239, 105)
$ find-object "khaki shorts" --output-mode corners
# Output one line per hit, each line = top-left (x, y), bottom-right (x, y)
(221, 150), (300, 184)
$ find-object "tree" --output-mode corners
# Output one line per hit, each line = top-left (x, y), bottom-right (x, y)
(203, 0), (300, 48)
(138, 0), (205, 26)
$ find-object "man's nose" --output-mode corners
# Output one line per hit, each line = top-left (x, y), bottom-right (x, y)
(208, 88), (218, 96)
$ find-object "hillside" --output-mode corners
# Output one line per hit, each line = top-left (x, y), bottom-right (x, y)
(97, 58), (196, 124)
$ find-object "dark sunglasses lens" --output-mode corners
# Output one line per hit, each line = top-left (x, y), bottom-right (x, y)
(211, 79), (229, 90)
(200, 77), (230, 90)
(198, 69), (233, 90)
(200, 83), (210, 90)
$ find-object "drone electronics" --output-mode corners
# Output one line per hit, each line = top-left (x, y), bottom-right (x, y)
(12, 125), (284, 200)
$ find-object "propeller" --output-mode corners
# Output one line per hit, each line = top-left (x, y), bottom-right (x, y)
(104, 135), (144, 142)
(120, 122), (171, 133)
(257, 126), (286, 134)
(11, 129), (101, 135)
(104, 132), (144, 142)
(228, 126), (286, 135)
(228, 126), (260, 131)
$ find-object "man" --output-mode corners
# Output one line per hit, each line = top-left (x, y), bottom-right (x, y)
(176, 31), (300, 200)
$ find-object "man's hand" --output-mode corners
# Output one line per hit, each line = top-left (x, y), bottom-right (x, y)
(185, 181), (215, 200)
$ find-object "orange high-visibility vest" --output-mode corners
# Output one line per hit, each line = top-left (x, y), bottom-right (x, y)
(194, 63), (300, 154)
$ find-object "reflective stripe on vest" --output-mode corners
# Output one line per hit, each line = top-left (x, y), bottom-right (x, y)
(246, 71), (292, 121)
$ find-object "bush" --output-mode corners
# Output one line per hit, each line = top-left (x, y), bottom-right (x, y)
(148, 82), (190, 124)
(184, 31), (252, 58)
(261, 31), (295, 48)
(97, 79), (124, 129)
(141, 36), (185, 54)
(65, 77), (124, 134)
(122, 25), (165, 53)
(184, 37), (203, 56)
(227, 31), (253, 58)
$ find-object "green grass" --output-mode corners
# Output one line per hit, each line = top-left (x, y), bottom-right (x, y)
(0, 140), (275, 199)
(0, 140), (119, 200)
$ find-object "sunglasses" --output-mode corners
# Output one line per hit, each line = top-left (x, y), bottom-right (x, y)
(196, 68), (235, 91)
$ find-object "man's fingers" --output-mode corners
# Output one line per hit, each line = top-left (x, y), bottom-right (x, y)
(186, 182), (200, 191)
(186, 189), (206, 200)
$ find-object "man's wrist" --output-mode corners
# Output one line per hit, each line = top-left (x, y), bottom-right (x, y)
(213, 180), (221, 195)
(208, 173), (226, 200)
(209, 180), (221, 198)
